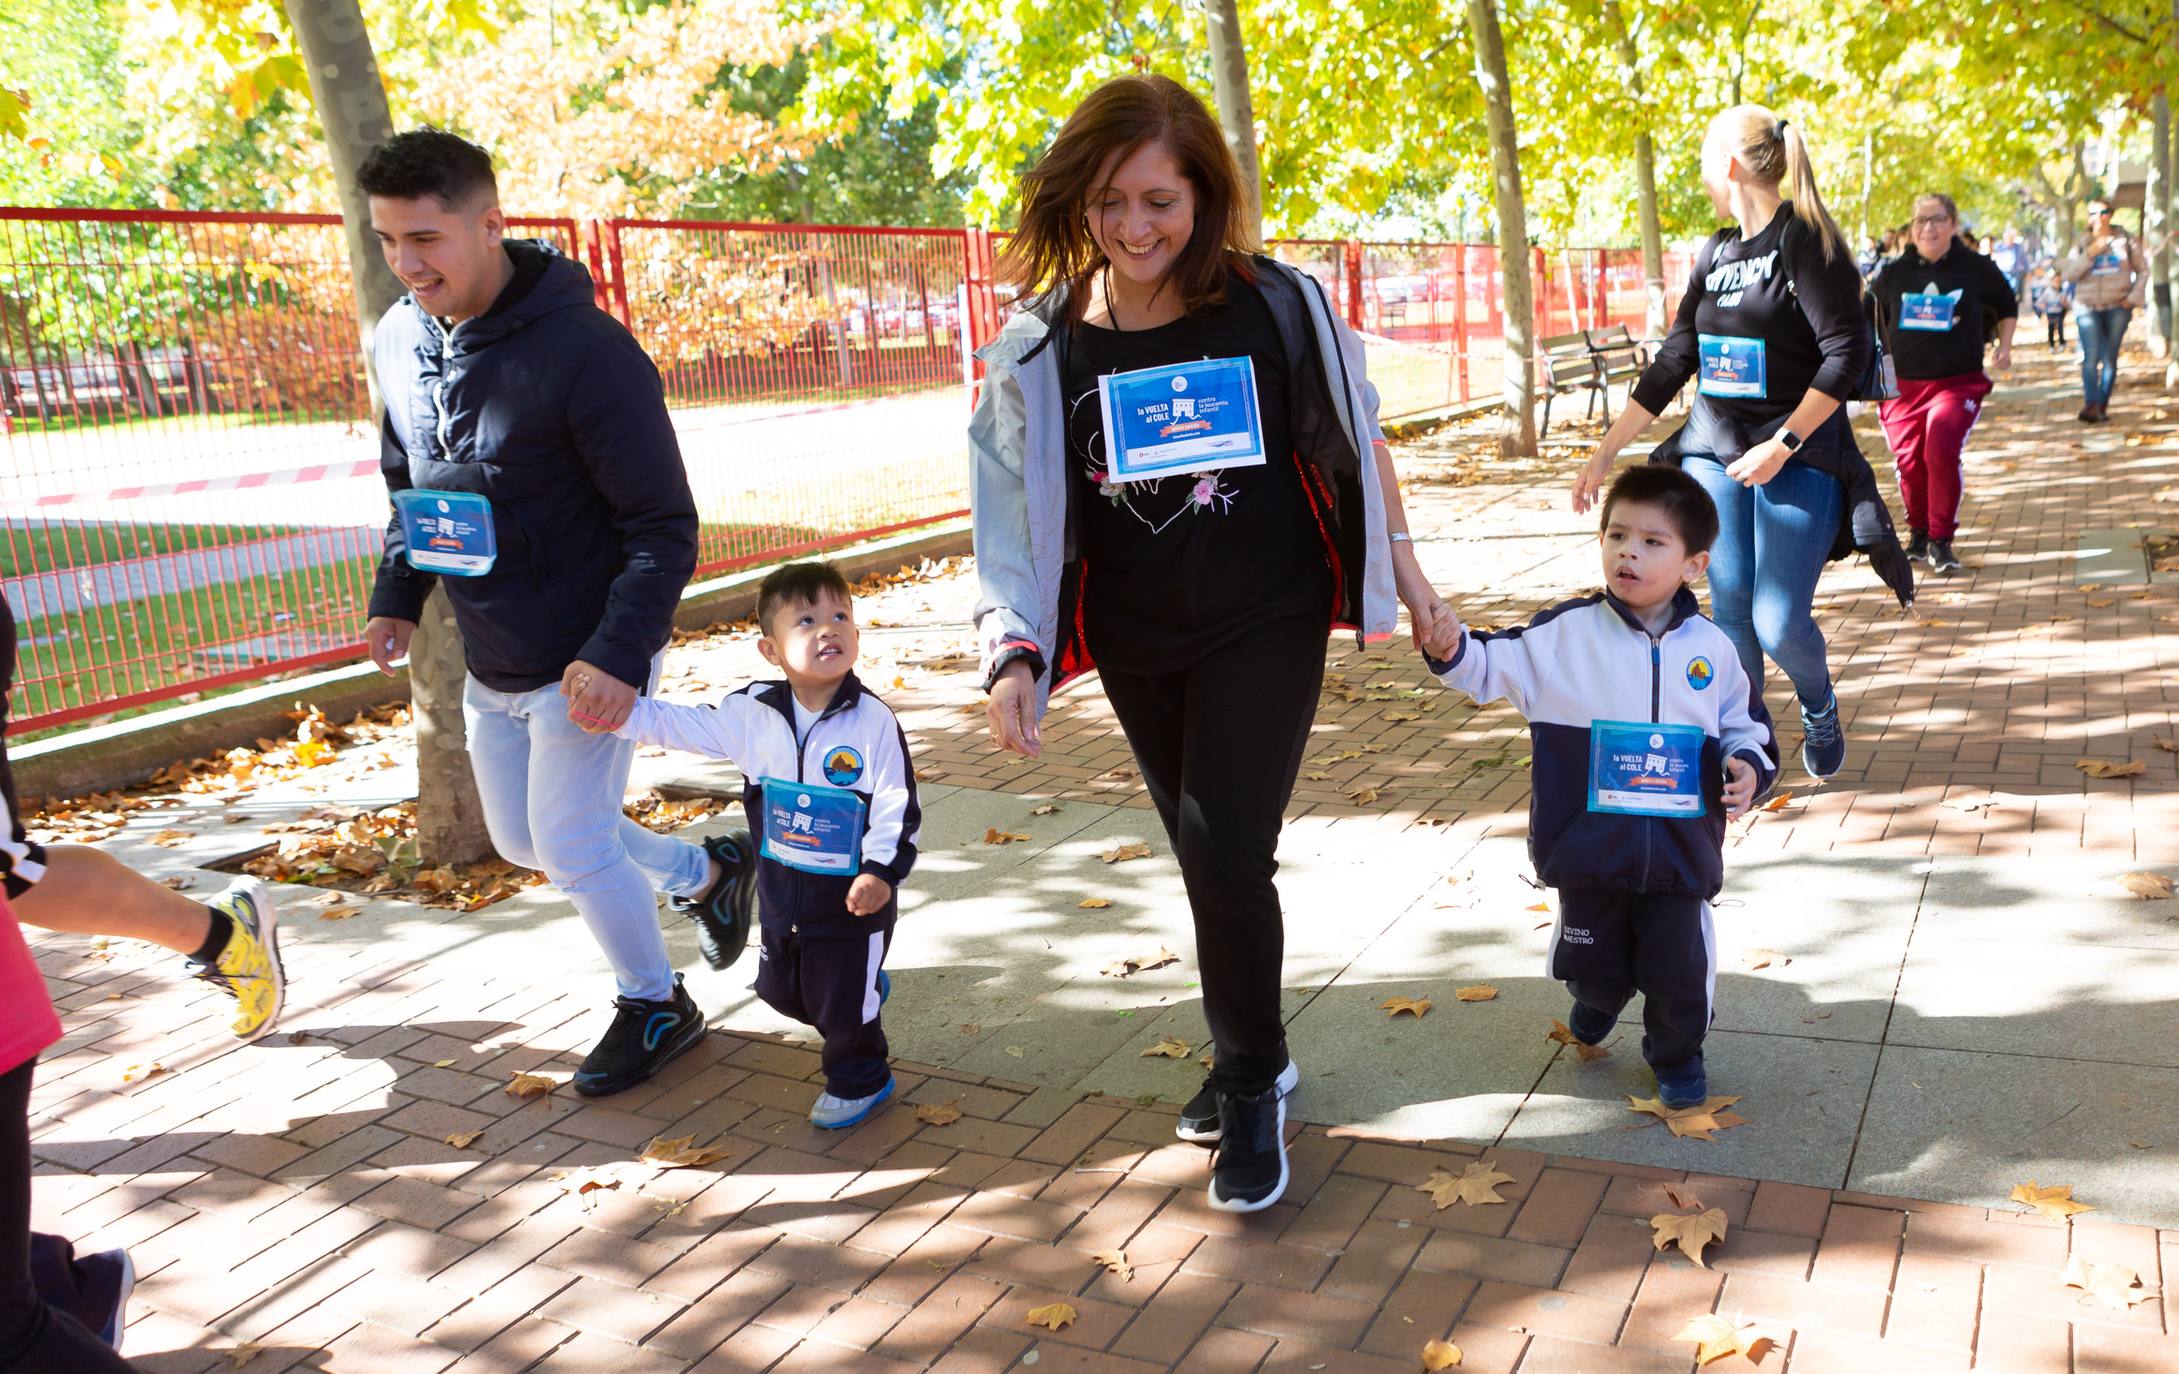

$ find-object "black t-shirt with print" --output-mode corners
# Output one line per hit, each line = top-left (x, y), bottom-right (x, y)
(1631, 208), (1870, 461)
(1062, 271), (1329, 675)
(1868, 245), (2019, 380)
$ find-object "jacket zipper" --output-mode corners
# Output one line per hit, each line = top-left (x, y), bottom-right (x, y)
(783, 691), (852, 932)
(1640, 630), (1663, 891)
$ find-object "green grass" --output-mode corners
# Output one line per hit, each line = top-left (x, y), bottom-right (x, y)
(3, 408), (344, 438)
(0, 521), (308, 581)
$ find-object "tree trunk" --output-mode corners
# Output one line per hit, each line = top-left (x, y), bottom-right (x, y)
(1204, 0), (1264, 241)
(1467, 0), (1536, 455)
(284, 0), (492, 865)
(2148, 93), (2171, 360)
(1606, 2), (1667, 338)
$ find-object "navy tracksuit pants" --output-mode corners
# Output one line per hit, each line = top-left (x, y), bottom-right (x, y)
(1549, 888), (1715, 1075)
(755, 920), (893, 1098)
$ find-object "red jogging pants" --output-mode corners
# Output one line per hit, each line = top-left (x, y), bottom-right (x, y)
(1877, 371), (1993, 542)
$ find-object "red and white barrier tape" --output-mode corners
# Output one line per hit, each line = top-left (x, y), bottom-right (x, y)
(9, 457), (382, 510)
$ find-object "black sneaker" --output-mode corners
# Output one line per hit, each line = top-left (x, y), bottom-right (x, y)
(573, 974), (707, 1098)
(674, 830), (756, 970)
(1905, 529), (1929, 562)
(1799, 691), (1847, 780)
(1207, 1087), (1288, 1212)
(1929, 540), (1962, 576)
(1567, 1000), (1616, 1045)
(1176, 1058), (1299, 1146)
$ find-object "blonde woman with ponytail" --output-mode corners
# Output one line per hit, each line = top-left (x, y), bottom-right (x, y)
(1573, 105), (1911, 782)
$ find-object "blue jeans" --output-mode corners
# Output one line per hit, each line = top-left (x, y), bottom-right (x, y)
(1684, 455), (1843, 708)
(463, 657), (709, 1003)
(2077, 307), (2130, 407)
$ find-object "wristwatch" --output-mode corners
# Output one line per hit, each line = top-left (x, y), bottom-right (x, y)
(1777, 428), (1804, 452)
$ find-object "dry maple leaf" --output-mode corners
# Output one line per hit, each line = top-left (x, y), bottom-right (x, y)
(1417, 1160), (1516, 1208)
(1676, 1313), (1775, 1366)
(444, 1129), (484, 1150)
(1101, 843), (1153, 864)
(2062, 1254), (2160, 1310)
(120, 1063), (167, 1084)
(1628, 1094), (1748, 1141)
(915, 1102), (963, 1126)
(226, 1343), (264, 1369)
(1079, 896), (1115, 909)
(1025, 1301), (1078, 1331)
(640, 1134), (733, 1169)
(2009, 1180), (2094, 1219)
(2118, 872), (2174, 901)
(1090, 1249), (1133, 1281)
(552, 1164), (627, 1204)
(1454, 984), (1498, 1003)
(318, 904), (357, 921)
(1102, 947), (1180, 977)
(149, 829), (192, 846)
(2154, 736), (2179, 753)
(1661, 1183), (1705, 1209)
(159, 875), (194, 890)
(1760, 791), (1795, 813)
(983, 827), (1032, 845)
(1141, 1035), (1191, 1058)
(506, 1072), (557, 1099)
(1545, 1019), (1613, 1062)
(1380, 996), (1433, 1018)
(1740, 949), (1791, 971)
(1422, 1338), (1463, 1369)
(2086, 597), (2117, 608)
(1348, 785), (1382, 804)
(1650, 1206), (1730, 1266)
(1303, 770), (1334, 782)
(2077, 758), (2147, 779)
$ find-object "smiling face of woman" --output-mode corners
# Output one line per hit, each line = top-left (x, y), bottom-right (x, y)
(1910, 199), (1956, 260)
(1086, 139), (1196, 298)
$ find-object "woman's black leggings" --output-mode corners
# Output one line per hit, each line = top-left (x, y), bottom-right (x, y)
(1, 1060), (136, 1373)
(1097, 611), (1329, 1097)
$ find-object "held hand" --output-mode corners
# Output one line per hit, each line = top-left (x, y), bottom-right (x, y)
(364, 616), (417, 677)
(985, 659), (1041, 758)
(561, 659), (638, 734)
(1412, 599), (1462, 660)
(1571, 453), (1614, 514)
(1724, 438), (1791, 487)
(846, 873), (892, 917)
(1722, 756), (1759, 819)
(1993, 340), (2013, 371)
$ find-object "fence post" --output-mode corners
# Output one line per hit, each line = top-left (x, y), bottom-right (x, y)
(601, 220), (633, 326)
(963, 228), (1002, 380)
(1594, 251), (1609, 331)
(1344, 239), (1365, 330)
(1531, 245), (1548, 343)
(1454, 246), (1470, 404)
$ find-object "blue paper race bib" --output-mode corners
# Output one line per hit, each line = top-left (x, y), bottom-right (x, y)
(1589, 721), (1707, 817)
(2091, 250), (2125, 276)
(759, 777), (866, 875)
(1098, 357), (1266, 482)
(1898, 290), (1960, 332)
(1696, 335), (1767, 399)
(393, 489), (497, 576)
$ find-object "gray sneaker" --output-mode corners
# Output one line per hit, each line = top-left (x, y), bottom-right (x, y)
(811, 1076), (895, 1129)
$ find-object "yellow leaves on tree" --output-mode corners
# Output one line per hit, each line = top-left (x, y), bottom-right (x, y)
(1416, 1160), (1515, 1209)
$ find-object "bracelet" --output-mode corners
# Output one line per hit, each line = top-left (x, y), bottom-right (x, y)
(1389, 532), (1414, 546)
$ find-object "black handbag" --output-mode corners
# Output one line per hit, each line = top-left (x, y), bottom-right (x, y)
(1853, 319), (1899, 402)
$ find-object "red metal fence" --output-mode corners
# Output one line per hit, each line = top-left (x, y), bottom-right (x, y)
(2, 205), (1681, 736)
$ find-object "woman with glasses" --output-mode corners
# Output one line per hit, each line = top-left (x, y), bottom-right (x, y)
(1866, 193), (2017, 576)
(2061, 200), (2148, 422)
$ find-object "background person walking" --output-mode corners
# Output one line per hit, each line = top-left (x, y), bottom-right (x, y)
(1867, 192), (2016, 576)
(2061, 199), (2148, 422)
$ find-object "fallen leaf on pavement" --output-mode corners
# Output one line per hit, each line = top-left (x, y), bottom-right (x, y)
(1627, 1094), (1748, 1141)
(1526, 902), (1550, 912)
(1380, 997), (1433, 1018)
(1417, 1160), (1516, 1208)
(983, 828), (1032, 845)
(1454, 984), (1498, 1002)
(1348, 785), (1381, 804)
(2154, 736), (2179, 753)
(2085, 597), (2116, 608)
(318, 903), (356, 921)
(640, 1134), (733, 1169)
(959, 1023), (981, 1035)
(2010, 1180), (2093, 1219)
(1303, 770), (1334, 781)
(1945, 794), (2000, 813)
(1079, 896), (1115, 909)
(1031, 804), (1061, 815)
(1141, 1035), (1191, 1058)
(1025, 1301), (1077, 1331)
(1101, 843), (1153, 864)
(1422, 1338), (1463, 1369)
(1676, 1313), (1775, 1366)
(226, 1343), (264, 1369)
(2076, 759), (2146, 779)
(2119, 872), (2173, 900)
(552, 1164), (627, 1204)
(2063, 1254), (2159, 1310)
(915, 1102), (963, 1126)
(1005, 1045), (1025, 1058)
(159, 875), (194, 890)
(1760, 791), (1795, 812)
(1650, 1206), (1730, 1267)
(1741, 949), (1791, 971)
(1546, 1019), (1612, 1062)
(121, 1063), (167, 1084)
(444, 1129), (484, 1149)
(1103, 947), (1180, 977)
(149, 829), (192, 846)
(1091, 1249), (1133, 1281)
(506, 1072), (557, 1099)
(1382, 710), (1422, 722)
(1662, 1183), (1705, 1209)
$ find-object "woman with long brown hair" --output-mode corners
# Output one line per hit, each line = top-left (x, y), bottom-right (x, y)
(969, 74), (1452, 1212)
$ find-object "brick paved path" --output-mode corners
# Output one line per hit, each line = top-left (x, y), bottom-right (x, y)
(22, 346), (2179, 1370)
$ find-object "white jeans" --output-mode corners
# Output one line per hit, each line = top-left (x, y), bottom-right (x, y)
(462, 657), (709, 1002)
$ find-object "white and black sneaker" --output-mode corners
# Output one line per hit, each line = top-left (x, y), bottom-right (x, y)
(1207, 1086), (1288, 1213)
(1176, 1058), (1299, 1145)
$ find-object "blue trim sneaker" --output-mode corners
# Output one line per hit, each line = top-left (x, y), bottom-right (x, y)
(1177, 1058), (1298, 1146)
(194, 878), (286, 1042)
(1799, 691), (1847, 780)
(82, 1247), (134, 1351)
(1567, 1001), (1616, 1046)
(574, 974), (707, 1098)
(811, 1075), (894, 1129)
(877, 969), (891, 1006)
(1656, 1064), (1708, 1110)
(675, 830), (756, 970)
(1207, 1086), (1288, 1212)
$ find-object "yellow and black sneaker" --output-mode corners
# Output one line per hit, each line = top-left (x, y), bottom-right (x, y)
(192, 878), (287, 1042)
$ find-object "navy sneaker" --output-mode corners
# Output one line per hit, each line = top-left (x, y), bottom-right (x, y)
(574, 974), (707, 1098)
(1207, 1086), (1289, 1212)
(1567, 1001), (1615, 1045)
(1799, 692), (1847, 779)
(81, 1248), (133, 1351)
(675, 830), (756, 970)
(1656, 1064), (1708, 1110)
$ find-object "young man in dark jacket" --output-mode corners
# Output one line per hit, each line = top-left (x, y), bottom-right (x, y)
(356, 129), (751, 1097)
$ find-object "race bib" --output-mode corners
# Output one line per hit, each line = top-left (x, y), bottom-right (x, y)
(759, 777), (866, 875)
(1589, 721), (1707, 817)
(1898, 289), (1961, 332)
(393, 489), (497, 576)
(1696, 335), (1767, 399)
(1099, 357), (1266, 482)
(2091, 250), (2125, 276)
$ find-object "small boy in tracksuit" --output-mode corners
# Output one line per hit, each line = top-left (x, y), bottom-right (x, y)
(616, 561), (920, 1127)
(1420, 465), (1776, 1106)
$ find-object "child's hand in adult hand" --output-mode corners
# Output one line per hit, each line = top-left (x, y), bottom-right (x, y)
(1722, 756), (1758, 818)
(562, 660), (637, 734)
(1415, 601), (1463, 660)
(846, 873), (892, 917)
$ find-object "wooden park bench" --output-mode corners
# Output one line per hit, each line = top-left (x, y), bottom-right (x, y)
(1583, 323), (1651, 425)
(1539, 331), (1601, 438)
